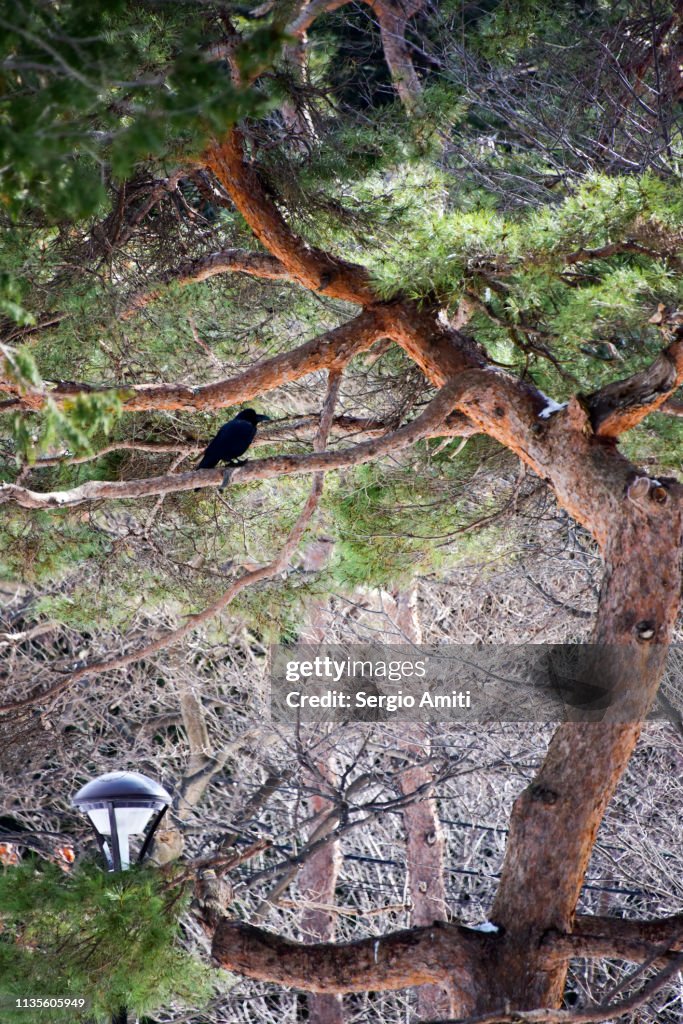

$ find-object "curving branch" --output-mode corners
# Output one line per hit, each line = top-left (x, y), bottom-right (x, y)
(287, 1), (351, 36)
(0, 310), (385, 414)
(204, 129), (377, 305)
(586, 331), (683, 437)
(562, 240), (683, 269)
(120, 248), (290, 318)
(209, 913), (683, 1015)
(5, 332), (681, 566)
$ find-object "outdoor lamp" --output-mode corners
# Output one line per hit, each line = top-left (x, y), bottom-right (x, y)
(72, 771), (172, 872)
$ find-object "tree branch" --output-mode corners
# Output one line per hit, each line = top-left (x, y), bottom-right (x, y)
(427, 946), (683, 1023)
(0, 378), (464, 511)
(120, 248), (290, 318)
(210, 919), (484, 994)
(20, 414), (420, 469)
(562, 240), (683, 269)
(372, 1), (426, 113)
(586, 331), (683, 436)
(204, 129), (377, 305)
(286, 0), (425, 113)
(547, 913), (683, 963)
(0, 309), (384, 413)
(0, 368), (344, 710)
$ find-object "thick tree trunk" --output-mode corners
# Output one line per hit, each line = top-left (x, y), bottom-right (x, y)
(483, 492), (683, 1012)
(199, 81), (683, 1023)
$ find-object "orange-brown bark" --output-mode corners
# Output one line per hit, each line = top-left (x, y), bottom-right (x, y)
(0, 310), (385, 414)
(286, 1), (425, 113)
(371, 1), (426, 112)
(486, 488), (683, 1010)
(196, 121), (683, 1018)
(205, 131), (376, 305)
(587, 333), (683, 436)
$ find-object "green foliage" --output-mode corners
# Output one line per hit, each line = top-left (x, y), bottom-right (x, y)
(2, 344), (42, 394)
(0, 509), (109, 586)
(1, 345), (125, 460)
(469, 0), (581, 61)
(235, 24), (292, 80)
(0, 0), (681, 650)
(527, 172), (683, 247)
(232, 572), (334, 643)
(0, 1), (274, 219)
(621, 415), (683, 476)
(368, 172), (683, 303)
(12, 393), (124, 463)
(0, 860), (215, 1023)
(325, 446), (508, 590)
(0, 274), (37, 326)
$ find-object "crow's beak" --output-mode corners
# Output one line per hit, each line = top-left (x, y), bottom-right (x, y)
(256, 414), (272, 423)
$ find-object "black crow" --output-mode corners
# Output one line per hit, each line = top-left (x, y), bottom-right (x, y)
(195, 409), (270, 490)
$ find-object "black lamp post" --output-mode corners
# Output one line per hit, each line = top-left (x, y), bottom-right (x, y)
(72, 771), (172, 872)
(72, 772), (173, 1024)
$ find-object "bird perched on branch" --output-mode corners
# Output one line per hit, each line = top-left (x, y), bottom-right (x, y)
(195, 408), (271, 490)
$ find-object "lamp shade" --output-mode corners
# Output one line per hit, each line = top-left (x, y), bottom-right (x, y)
(72, 771), (172, 871)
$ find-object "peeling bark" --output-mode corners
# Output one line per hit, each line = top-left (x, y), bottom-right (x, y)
(207, 909), (683, 996)
(587, 333), (683, 436)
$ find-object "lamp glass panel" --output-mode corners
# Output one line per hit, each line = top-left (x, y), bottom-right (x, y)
(87, 805), (155, 836)
(87, 805), (157, 869)
(114, 806), (155, 835)
(87, 808), (112, 835)
(113, 807), (155, 870)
